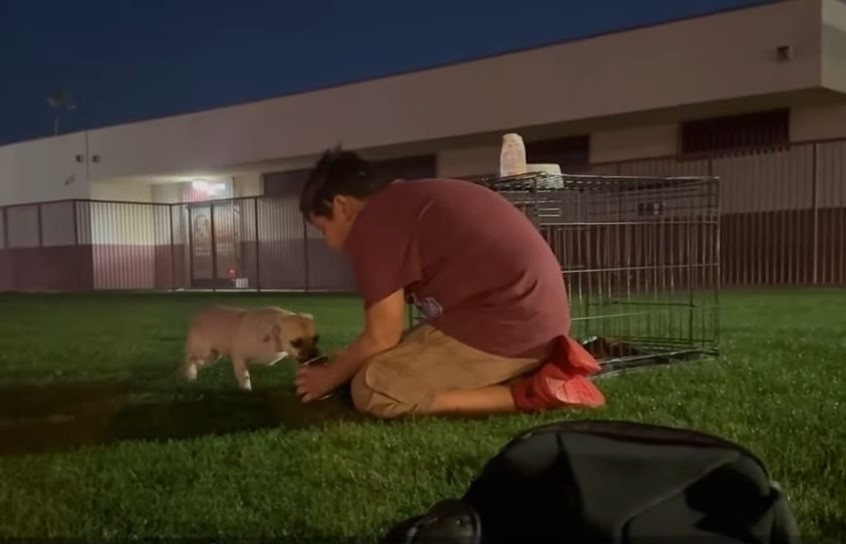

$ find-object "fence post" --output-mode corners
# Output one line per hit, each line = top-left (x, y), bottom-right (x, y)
(71, 200), (79, 247)
(70, 201), (79, 292)
(302, 215), (310, 293)
(2, 206), (7, 250)
(169, 203), (176, 292)
(2, 207), (8, 292)
(254, 197), (261, 292)
(36, 203), (43, 248)
(210, 202), (217, 292)
(187, 207), (194, 289)
(812, 142), (819, 285)
(707, 157), (720, 286)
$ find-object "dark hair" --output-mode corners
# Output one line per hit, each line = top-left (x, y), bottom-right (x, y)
(299, 146), (389, 218)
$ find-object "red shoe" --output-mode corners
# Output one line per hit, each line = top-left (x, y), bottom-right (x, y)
(511, 335), (606, 412)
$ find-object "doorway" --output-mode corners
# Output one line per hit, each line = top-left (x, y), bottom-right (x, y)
(187, 201), (243, 289)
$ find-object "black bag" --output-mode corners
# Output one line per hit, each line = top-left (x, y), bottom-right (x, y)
(381, 419), (801, 544)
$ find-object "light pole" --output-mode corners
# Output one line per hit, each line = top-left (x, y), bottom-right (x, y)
(47, 90), (77, 135)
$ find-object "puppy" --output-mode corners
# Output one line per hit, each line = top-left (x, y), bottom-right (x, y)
(180, 305), (320, 391)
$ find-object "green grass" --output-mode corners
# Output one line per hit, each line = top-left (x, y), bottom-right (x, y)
(0, 289), (843, 541)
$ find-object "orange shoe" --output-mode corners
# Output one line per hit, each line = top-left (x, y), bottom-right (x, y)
(511, 335), (606, 412)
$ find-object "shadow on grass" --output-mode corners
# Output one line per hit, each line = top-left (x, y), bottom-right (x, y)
(0, 380), (364, 457)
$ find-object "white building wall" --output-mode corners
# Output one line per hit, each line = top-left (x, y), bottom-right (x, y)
(51, 0), (826, 184)
(0, 133), (90, 206)
(151, 184), (183, 204)
(89, 180), (153, 202)
(0, 0), (838, 215)
(821, 0), (846, 93)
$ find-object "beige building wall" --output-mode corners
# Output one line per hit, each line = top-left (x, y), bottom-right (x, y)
(0, 0), (841, 215)
(24, 0), (821, 187)
(821, 0), (846, 93)
(151, 183), (183, 204)
(89, 180), (153, 202)
(0, 133), (90, 205)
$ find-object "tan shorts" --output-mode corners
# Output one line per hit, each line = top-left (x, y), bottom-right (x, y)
(350, 324), (540, 419)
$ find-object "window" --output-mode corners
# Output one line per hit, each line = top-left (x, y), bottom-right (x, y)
(679, 108), (790, 157)
(525, 135), (591, 169)
(262, 169), (311, 198)
(370, 154), (437, 183)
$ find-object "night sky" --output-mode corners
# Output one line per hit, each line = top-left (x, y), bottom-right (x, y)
(0, 0), (775, 146)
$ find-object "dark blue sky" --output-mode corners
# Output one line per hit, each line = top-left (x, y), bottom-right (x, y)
(0, 0), (776, 146)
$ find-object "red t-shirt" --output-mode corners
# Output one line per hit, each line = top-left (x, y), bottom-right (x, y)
(342, 178), (571, 359)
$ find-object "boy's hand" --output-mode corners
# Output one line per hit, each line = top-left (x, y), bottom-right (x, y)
(295, 363), (340, 402)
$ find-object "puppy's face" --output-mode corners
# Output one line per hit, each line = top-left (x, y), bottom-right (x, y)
(289, 334), (321, 363)
(265, 313), (321, 362)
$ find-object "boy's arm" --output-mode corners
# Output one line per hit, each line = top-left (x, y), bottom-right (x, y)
(326, 288), (407, 385)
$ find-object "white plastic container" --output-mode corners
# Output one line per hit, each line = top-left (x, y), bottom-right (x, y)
(526, 163), (562, 175)
(527, 162), (564, 189)
(499, 133), (528, 177)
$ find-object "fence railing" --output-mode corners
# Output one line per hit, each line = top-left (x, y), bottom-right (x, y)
(0, 138), (844, 292)
(0, 195), (357, 293)
(575, 138), (846, 287)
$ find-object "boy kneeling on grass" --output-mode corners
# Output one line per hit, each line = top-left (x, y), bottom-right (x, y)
(294, 147), (606, 418)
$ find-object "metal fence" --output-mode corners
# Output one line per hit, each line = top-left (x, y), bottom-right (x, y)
(0, 196), (357, 293)
(0, 137), (844, 293)
(474, 171), (721, 372)
(576, 138), (846, 286)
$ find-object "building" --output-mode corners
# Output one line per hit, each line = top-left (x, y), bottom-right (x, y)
(0, 0), (845, 292)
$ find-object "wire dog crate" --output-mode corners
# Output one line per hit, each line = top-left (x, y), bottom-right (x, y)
(409, 171), (721, 374)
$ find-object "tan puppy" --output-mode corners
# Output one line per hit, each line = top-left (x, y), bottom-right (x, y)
(181, 305), (320, 391)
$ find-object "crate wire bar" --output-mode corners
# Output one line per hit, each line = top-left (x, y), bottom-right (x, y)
(457, 171), (721, 374)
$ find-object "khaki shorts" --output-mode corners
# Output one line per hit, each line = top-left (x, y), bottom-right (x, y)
(350, 324), (540, 419)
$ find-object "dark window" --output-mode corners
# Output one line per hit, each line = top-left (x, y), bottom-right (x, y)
(262, 169), (311, 198)
(525, 135), (591, 169)
(679, 108), (790, 157)
(370, 154), (437, 183)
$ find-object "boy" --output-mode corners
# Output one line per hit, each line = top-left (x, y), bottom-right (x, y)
(294, 147), (605, 418)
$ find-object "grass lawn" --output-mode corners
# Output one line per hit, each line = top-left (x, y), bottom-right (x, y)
(0, 289), (843, 541)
